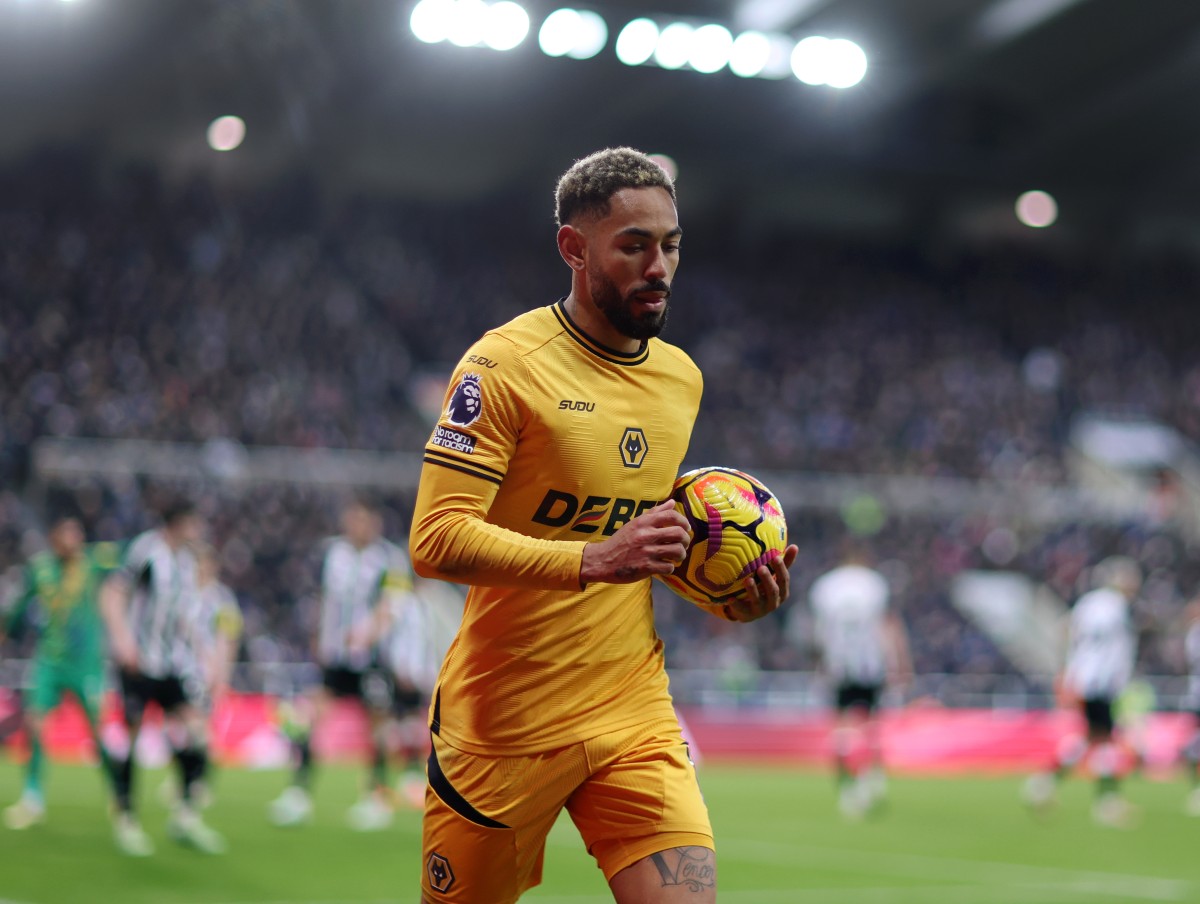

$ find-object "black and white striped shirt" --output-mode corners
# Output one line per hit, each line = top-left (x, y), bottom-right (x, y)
(119, 529), (200, 679)
(317, 537), (410, 671)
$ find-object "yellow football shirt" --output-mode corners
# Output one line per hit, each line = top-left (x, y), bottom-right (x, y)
(411, 300), (703, 755)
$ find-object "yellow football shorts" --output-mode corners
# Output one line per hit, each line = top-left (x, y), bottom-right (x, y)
(420, 716), (713, 903)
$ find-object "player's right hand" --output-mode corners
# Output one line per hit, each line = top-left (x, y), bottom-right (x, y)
(579, 500), (692, 586)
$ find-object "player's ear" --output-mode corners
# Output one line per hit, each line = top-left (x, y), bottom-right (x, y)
(557, 224), (586, 271)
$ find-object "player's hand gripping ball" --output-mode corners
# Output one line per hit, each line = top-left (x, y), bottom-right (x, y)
(657, 467), (788, 621)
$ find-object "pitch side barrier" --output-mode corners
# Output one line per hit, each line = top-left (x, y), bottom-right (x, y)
(29, 437), (1167, 528)
(0, 673), (1191, 773)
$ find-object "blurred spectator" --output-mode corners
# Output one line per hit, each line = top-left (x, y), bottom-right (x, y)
(4, 150), (1200, 687)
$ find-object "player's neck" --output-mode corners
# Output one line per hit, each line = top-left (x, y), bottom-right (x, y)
(562, 292), (642, 355)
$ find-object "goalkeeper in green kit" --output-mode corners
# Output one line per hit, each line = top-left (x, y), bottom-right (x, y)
(2, 513), (120, 829)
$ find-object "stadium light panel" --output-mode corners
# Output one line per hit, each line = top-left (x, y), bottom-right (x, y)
(760, 33), (797, 79)
(791, 35), (832, 85)
(688, 23), (734, 74)
(653, 21), (693, 70)
(539, 8), (581, 56)
(207, 116), (246, 152)
(410, 0), (455, 44)
(824, 38), (867, 88)
(1016, 190), (1058, 228)
(483, 1), (529, 51)
(539, 8), (607, 60)
(615, 18), (658, 66)
(447, 0), (488, 47)
(566, 10), (607, 59)
(729, 30), (771, 77)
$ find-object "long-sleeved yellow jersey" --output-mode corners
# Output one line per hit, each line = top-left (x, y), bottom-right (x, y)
(411, 300), (703, 755)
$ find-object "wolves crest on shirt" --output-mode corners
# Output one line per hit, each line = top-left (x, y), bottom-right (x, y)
(447, 373), (483, 427)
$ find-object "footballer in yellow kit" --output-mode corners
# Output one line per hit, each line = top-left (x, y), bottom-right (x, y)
(420, 300), (700, 754)
(410, 147), (797, 904)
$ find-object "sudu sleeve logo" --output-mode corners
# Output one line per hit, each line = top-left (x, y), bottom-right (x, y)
(446, 373), (483, 427)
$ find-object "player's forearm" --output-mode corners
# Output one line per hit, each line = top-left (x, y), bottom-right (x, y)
(99, 579), (137, 663)
(411, 490), (586, 590)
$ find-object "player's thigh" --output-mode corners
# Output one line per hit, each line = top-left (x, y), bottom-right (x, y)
(609, 845), (717, 904)
(118, 670), (150, 728)
(28, 661), (66, 717)
(568, 720), (713, 885)
(64, 669), (106, 730)
(421, 733), (584, 904)
(1083, 697), (1115, 741)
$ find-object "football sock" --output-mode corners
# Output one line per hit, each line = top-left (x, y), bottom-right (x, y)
(175, 747), (208, 803)
(294, 735), (313, 791)
(112, 755), (134, 814)
(25, 733), (44, 797)
(370, 739), (388, 791)
(1092, 742), (1120, 797)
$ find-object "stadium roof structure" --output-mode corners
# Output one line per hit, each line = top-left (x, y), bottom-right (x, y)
(4, 0), (1200, 250)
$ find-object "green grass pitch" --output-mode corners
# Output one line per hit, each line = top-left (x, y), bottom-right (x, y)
(0, 758), (1197, 903)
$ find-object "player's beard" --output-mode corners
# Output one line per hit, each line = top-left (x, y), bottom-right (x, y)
(588, 266), (671, 341)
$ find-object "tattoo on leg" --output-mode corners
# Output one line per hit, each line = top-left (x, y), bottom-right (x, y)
(649, 847), (716, 893)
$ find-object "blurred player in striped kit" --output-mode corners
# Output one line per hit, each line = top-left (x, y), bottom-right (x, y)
(1180, 598), (1200, 815)
(2, 512), (121, 831)
(268, 497), (415, 831)
(808, 542), (912, 818)
(100, 498), (226, 855)
(158, 544), (243, 810)
(1023, 556), (1141, 827)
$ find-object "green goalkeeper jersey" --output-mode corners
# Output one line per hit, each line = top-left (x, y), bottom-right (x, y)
(6, 543), (121, 669)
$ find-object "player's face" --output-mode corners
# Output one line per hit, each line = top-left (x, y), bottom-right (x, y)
(172, 514), (205, 547)
(584, 186), (681, 343)
(343, 505), (381, 547)
(49, 519), (84, 559)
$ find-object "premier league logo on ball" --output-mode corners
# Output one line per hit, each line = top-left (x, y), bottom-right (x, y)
(447, 373), (483, 427)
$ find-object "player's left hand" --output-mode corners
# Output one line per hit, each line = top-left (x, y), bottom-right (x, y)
(724, 545), (799, 623)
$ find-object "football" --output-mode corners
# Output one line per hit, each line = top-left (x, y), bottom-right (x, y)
(657, 466), (788, 620)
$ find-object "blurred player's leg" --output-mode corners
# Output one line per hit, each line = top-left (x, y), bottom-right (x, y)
(164, 701), (226, 854)
(112, 670), (154, 857)
(861, 709), (888, 810)
(347, 670), (396, 832)
(1184, 715), (1200, 815)
(268, 689), (325, 826)
(4, 710), (47, 829)
(4, 660), (62, 829)
(389, 682), (429, 809)
(1089, 737), (1136, 828)
(1023, 731), (1085, 811)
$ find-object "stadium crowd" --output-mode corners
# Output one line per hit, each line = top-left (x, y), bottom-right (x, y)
(2, 151), (1199, 690)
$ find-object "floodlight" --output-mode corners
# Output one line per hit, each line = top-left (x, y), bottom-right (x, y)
(539, 8), (581, 56)
(688, 23), (733, 74)
(615, 18), (658, 66)
(566, 10), (606, 59)
(1016, 190), (1058, 228)
(447, 0), (487, 47)
(824, 38), (867, 88)
(207, 116), (246, 152)
(483, 1), (529, 51)
(653, 21), (693, 70)
(729, 30), (770, 78)
(791, 35), (832, 85)
(410, 0), (455, 44)
(539, 8), (607, 60)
